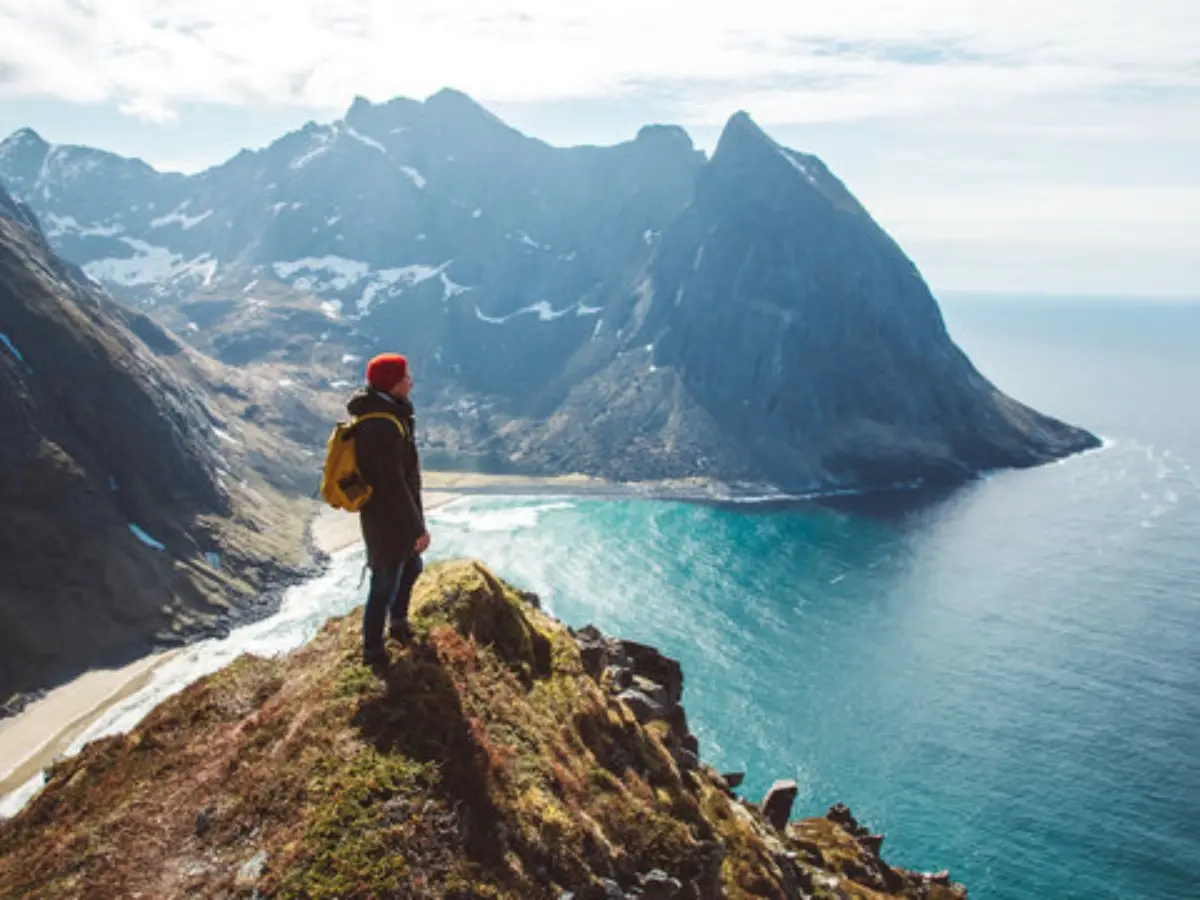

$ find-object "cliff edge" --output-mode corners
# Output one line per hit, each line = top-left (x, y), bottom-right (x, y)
(0, 560), (967, 899)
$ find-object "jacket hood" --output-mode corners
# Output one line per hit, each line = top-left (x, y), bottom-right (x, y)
(347, 387), (414, 419)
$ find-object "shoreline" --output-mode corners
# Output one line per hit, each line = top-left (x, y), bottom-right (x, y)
(312, 470), (645, 555)
(4, 451), (1111, 809)
(0, 650), (179, 800)
(0, 475), (583, 803)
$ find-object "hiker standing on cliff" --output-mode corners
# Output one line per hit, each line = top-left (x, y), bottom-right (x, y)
(346, 353), (429, 668)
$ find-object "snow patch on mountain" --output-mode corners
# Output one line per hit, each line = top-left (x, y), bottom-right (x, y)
(356, 264), (444, 316)
(128, 524), (165, 551)
(514, 231), (547, 250)
(150, 204), (213, 230)
(344, 125), (386, 154)
(474, 300), (585, 324)
(43, 214), (124, 239)
(780, 149), (819, 187)
(400, 166), (426, 189)
(440, 271), (469, 302)
(273, 256), (370, 292)
(0, 332), (24, 362)
(290, 127), (334, 170)
(83, 238), (218, 287)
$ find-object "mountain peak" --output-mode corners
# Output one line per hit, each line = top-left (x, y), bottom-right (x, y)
(346, 94), (373, 118)
(343, 93), (423, 133)
(635, 123), (694, 152)
(707, 111), (850, 206)
(423, 87), (508, 130)
(0, 127), (50, 162)
(703, 111), (799, 198)
(714, 111), (776, 157)
(1, 126), (48, 147)
(424, 86), (477, 107)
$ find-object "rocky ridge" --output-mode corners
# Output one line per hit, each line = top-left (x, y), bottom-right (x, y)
(0, 559), (968, 899)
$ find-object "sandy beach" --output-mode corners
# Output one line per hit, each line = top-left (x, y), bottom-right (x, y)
(0, 650), (178, 800)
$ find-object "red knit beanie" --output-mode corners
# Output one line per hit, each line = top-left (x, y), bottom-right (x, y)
(366, 353), (408, 392)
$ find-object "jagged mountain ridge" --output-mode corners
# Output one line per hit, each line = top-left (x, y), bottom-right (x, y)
(0, 89), (1100, 491)
(0, 187), (317, 701)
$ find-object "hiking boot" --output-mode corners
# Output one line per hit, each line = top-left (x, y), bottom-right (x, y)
(388, 620), (414, 646)
(363, 645), (389, 672)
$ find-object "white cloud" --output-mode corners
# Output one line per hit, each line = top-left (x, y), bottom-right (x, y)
(0, 1), (1196, 125)
(1, 0), (1197, 296)
(117, 96), (178, 124)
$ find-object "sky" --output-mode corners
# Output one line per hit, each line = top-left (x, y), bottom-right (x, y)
(0, 1), (1197, 298)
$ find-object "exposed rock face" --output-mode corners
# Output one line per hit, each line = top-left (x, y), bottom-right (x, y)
(0, 187), (312, 701)
(762, 780), (801, 831)
(0, 90), (1098, 494)
(621, 112), (1100, 489)
(0, 559), (968, 899)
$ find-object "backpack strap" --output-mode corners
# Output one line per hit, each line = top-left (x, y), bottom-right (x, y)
(350, 412), (406, 440)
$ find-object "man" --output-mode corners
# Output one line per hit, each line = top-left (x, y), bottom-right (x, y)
(346, 352), (430, 668)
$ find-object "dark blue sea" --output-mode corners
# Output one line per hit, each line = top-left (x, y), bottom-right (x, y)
(428, 296), (1200, 900)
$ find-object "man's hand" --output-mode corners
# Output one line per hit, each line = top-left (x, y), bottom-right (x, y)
(414, 532), (431, 554)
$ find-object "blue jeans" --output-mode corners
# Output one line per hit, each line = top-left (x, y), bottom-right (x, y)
(363, 555), (423, 651)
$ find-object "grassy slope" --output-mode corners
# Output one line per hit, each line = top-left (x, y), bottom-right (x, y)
(0, 561), (966, 900)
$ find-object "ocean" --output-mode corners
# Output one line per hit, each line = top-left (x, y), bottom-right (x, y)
(4, 295), (1198, 899)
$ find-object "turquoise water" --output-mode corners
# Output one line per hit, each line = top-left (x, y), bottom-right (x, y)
(426, 298), (1200, 900)
(6, 297), (1193, 897)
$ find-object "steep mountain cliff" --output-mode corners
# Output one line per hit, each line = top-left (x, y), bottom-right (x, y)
(0, 91), (1099, 492)
(0, 186), (315, 703)
(0, 560), (969, 899)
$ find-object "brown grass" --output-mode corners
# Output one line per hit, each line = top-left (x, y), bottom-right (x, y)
(0, 560), (965, 900)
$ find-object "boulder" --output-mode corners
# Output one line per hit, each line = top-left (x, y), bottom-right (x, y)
(573, 625), (611, 678)
(762, 779), (799, 830)
(860, 832), (884, 856)
(639, 868), (683, 900)
(826, 802), (869, 837)
(631, 674), (669, 708)
(675, 749), (700, 771)
(617, 689), (664, 724)
(604, 665), (634, 691)
(619, 641), (683, 705)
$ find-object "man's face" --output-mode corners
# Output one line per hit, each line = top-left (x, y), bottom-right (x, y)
(391, 371), (413, 400)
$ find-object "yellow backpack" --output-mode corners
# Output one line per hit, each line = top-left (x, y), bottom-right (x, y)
(320, 412), (406, 511)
